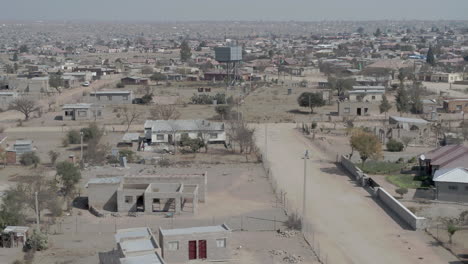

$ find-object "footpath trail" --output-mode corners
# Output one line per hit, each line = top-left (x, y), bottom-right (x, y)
(255, 123), (458, 264)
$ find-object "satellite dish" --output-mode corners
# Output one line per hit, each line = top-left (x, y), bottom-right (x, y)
(419, 154), (425, 161)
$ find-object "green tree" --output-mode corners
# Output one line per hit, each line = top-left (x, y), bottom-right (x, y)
(395, 85), (410, 115)
(80, 123), (102, 143)
(328, 76), (355, 96)
(447, 221), (459, 244)
(150, 72), (167, 85)
(19, 44), (29, 53)
(426, 46), (436, 66)
(379, 95), (392, 114)
(0, 185), (28, 229)
(297, 92), (325, 113)
(20, 152), (40, 167)
(141, 93), (153, 105)
(56, 161), (81, 197)
(410, 81), (423, 114)
(65, 129), (81, 145)
(12, 52), (18, 61)
(49, 72), (64, 94)
(215, 105), (232, 120)
(357, 27), (365, 34)
(180, 40), (192, 62)
(374, 28), (382, 37)
(350, 130), (382, 167)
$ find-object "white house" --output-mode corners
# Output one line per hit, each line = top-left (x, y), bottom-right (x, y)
(144, 120), (226, 145)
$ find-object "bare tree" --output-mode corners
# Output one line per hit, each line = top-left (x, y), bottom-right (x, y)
(120, 106), (139, 132)
(401, 136), (412, 149)
(9, 97), (39, 120)
(228, 120), (255, 154)
(150, 105), (181, 120)
(47, 98), (56, 112)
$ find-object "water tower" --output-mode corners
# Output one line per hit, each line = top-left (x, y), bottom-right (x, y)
(214, 46), (242, 87)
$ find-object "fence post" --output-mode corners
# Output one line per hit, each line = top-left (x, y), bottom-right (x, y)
(274, 216), (276, 231)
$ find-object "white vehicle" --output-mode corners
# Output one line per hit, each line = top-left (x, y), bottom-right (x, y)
(82, 82), (90, 87)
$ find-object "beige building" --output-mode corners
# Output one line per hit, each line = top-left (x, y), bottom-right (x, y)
(159, 224), (231, 263)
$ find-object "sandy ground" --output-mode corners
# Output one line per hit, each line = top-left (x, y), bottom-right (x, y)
(255, 123), (460, 264)
(26, 162), (319, 264)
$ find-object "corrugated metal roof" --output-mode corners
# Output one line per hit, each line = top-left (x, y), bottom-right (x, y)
(86, 177), (122, 187)
(144, 120), (224, 132)
(115, 227), (152, 243)
(389, 116), (429, 124)
(120, 238), (155, 253)
(91, 90), (131, 95)
(62, 103), (93, 109)
(160, 224), (230, 236)
(433, 168), (468, 183)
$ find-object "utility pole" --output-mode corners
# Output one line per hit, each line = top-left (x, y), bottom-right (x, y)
(35, 192), (40, 230)
(80, 131), (84, 162)
(302, 150), (310, 220)
(264, 124), (268, 161)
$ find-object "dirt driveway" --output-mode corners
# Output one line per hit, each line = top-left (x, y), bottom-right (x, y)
(255, 123), (460, 264)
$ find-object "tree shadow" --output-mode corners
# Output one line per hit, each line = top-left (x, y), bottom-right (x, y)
(287, 109), (312, 115)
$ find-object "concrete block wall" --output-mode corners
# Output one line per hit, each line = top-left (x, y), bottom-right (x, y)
(376, 188), (428, 229)
(124, 174), (207, 202)
(340, 155), (427, 230)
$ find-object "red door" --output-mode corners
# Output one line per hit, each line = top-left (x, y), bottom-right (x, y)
(188, 241), (197, 260)
(198, 240), (207, 259)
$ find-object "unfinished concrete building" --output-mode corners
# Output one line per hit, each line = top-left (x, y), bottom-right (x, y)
(86, 173), (206, 215)
(158, 224), (231, 263)
(117, 183), (198, 214)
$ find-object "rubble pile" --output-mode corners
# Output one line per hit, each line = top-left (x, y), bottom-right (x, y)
(283, 254), (304, 263)
(277, 230), (300, 238)
(269, 250), (304, 263)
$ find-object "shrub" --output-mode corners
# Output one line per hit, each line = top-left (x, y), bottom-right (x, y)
(141, 93), (153, 104)
(119, 149), (135, 163)
(48, 151), (59, 165)
(285, 212), (302, 230)
(24, 230), (48, 251)
(386, 139), (404, 152)
(20, 152), (40, 167)
(179, 134), (204, 153)
(408, 156), (417, 163)
(66, 130), (81, 144)
(157, 158), (170, 167)
(311, 122), (317, 130)
(80, 123), (102, 143)
(47, 198), (63, 217)
(190, 93), (226, 105)
(116, 82), (125, 88)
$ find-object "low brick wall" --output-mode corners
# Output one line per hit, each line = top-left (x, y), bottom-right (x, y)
(340, 155), (427, 230)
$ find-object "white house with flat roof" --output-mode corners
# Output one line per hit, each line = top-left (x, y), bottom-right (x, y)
(144, 120), (226, 145)
(158, 224), (231, 263)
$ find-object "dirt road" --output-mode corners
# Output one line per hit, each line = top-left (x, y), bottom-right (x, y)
(255, 123), (458, 264)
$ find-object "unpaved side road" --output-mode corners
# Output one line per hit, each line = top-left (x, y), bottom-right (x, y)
(255, 123), (459, 264)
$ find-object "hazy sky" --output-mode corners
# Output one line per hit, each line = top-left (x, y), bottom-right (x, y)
(1, 0), (467, 21)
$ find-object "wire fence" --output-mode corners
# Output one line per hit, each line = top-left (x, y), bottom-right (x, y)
(260, 145), (330, 264)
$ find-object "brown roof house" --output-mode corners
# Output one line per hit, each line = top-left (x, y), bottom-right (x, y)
(420, 145), (468, 176)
